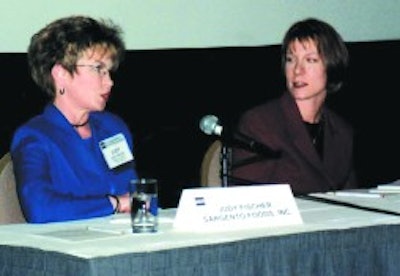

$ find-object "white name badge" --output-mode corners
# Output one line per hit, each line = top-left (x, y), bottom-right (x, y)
(99, 133), (134, 169)
(173, 184), (303, 232)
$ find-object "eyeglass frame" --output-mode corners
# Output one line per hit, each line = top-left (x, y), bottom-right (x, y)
(75, 63), (113, 77)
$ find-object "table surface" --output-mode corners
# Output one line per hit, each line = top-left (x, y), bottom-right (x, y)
(1, 188), (400, 259)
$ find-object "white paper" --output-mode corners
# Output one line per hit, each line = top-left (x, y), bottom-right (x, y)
(174, 184), (303, 232)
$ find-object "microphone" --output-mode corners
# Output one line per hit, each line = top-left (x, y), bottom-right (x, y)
(199, 115), (281, 158)
(199, 115), (222, 136)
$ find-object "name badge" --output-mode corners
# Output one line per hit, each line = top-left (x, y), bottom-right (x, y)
(99, 133), (134, 169)
(174, 184), (303, 232)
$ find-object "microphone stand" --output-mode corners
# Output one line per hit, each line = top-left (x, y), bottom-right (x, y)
(220, 144), (231, 187)
(219, 141), (268, 187)
(218, 130), (281, 187)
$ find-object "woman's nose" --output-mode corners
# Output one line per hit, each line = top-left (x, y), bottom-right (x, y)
(294, 62), (304, 75)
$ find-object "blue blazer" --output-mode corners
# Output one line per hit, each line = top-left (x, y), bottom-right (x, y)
(11, 104), (138, 223)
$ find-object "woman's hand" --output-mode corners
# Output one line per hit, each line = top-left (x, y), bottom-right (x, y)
(116, 193), (131, 213)
(108, 193), (131, 213)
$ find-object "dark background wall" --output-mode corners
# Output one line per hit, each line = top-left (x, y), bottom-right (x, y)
(1, 40), (399, 207)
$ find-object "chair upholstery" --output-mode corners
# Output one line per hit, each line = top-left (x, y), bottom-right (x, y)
(0, 152), (26, 224)
(200, 140), (222, 187)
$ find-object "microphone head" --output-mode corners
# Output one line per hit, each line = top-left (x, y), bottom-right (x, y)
(199, 115), (219, 135)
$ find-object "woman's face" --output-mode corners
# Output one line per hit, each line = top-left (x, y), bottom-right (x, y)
(284, 38), (327, 102)
(63, 47), (115, 112)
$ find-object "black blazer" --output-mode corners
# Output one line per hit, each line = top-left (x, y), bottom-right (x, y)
(231, 92), (357, 195)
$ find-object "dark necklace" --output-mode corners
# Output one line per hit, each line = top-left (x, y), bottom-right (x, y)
(71, 119), (89, 128)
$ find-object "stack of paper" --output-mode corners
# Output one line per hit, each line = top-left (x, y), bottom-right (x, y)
(369, 179), (400, 194)
(328, 189), (384, 198)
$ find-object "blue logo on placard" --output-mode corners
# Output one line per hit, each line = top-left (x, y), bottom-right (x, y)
(195, 197), (205, 206)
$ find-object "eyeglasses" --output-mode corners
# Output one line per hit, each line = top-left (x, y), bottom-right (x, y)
(75, 63), (112, 77)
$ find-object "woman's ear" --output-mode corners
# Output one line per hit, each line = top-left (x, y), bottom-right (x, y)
(51, 64), (69, 84)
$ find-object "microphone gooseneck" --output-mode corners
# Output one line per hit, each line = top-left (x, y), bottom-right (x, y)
(199, 114), (281, 159)
(199, 114), (281, 186)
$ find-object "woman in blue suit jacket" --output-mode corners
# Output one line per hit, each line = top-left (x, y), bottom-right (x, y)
(11, 16), (138, 223)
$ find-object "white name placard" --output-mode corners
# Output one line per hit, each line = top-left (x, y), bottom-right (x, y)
(173, 184), (303, 232)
